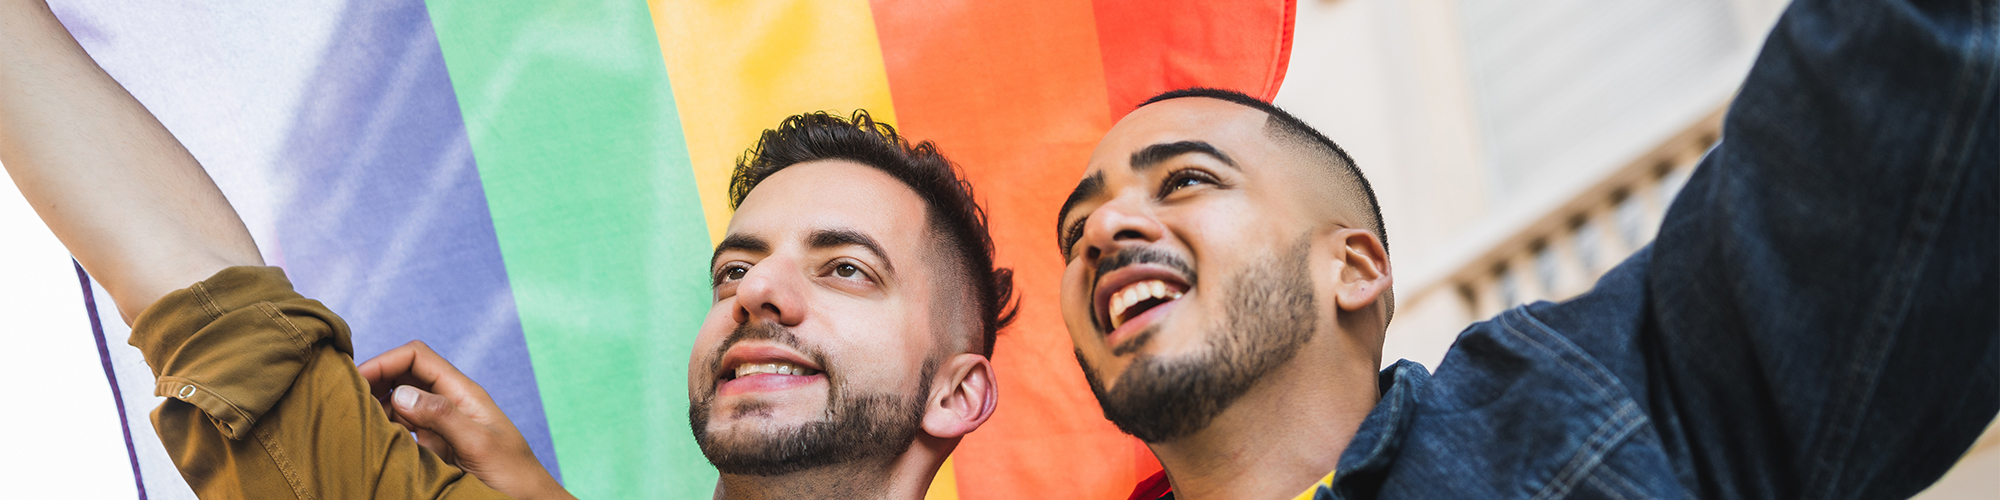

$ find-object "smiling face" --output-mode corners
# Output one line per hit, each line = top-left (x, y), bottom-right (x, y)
(691, 159), (946, 475)
(1056, 97), (1373, 442)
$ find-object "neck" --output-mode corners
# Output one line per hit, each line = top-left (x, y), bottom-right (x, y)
(713, 436), (956, 500)
(1146, 343), (1381, 500)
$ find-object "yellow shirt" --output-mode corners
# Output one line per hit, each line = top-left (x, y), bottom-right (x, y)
(1290, 470), (1337, 500)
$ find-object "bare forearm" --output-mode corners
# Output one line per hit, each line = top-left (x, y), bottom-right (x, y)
(0, 0), (261, 324)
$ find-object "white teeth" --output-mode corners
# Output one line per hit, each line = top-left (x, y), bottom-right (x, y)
(1107, 279), (1183, 329)
(734, 362), (816, 379)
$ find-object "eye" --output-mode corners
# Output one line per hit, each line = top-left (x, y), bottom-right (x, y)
(822, 259), (876, 283)
(820, 260), (880, 290)
(834, 263), (861, 278)
(1158, 168), (1219, 198)
(1062, 220), (1087, 260)
(712, 263), (749, 286)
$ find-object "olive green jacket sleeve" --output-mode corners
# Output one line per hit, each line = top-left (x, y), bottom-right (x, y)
(129, 266), (508, 499)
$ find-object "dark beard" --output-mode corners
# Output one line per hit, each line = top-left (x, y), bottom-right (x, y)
(690, 323), (933, 476)
(1080, 238), (1318, 443)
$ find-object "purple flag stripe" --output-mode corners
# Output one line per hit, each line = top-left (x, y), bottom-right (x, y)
(52, 0), (561, 480)
(76, 261), (147, 500)
(262, 0), (561, 478)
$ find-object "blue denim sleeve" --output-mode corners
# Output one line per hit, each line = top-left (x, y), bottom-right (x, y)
(1642, 0), (1997, 498)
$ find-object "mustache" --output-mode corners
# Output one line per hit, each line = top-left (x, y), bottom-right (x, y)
(706, 321), (829, 378)
(1093, 246), (1198, 287)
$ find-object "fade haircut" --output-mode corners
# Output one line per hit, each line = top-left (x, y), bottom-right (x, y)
(1141, 88), (1389, 254)
(728, 110), (1018, 357)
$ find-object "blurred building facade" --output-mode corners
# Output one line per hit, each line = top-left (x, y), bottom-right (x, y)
(1271, 0), (1995, 496)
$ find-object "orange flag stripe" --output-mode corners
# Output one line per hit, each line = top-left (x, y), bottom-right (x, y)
(870, 1), (1136, 498)
(873, 2), (1294, 498)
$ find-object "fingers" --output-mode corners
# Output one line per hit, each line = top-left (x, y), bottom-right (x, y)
(391, 385), (486, 444)
(359, 341), (427, 400)
(359, 340), (483, 402)
(413, 428), (457, 466)
(393, 409), (459, 465)
(388, 382), (562, 500)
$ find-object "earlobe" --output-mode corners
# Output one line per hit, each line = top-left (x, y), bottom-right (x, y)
(1330, 229), (1392, 312)
(922, 353), (997, 439)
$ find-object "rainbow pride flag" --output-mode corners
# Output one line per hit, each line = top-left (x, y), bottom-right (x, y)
(53, 1), (1292, 497)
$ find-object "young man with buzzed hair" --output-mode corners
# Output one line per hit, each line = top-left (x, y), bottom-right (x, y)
(0, 0), (1014, 497)
(1056, 0), (1997, 498)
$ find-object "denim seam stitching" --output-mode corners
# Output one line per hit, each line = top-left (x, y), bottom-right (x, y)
(1583, 473), (1632, 500)
(1595, 459), (1652, 500)
(1532, 402), (1645, 500)
(1501, 306), (1645, 499)
(1496, 314), (1605, 398)
(1801, 3), (1995, 493)
(1501, 309), (1623, 403)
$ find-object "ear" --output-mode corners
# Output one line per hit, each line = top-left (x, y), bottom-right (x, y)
(1328, 228), (1392, 312)
(922, 352), (998, 439)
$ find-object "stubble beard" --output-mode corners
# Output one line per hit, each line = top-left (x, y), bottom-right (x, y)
(690, 322), (934, 477)
(1080, 238), (1318, 443)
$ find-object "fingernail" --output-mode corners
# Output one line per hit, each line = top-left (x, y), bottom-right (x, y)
(394, 386), (418, 410)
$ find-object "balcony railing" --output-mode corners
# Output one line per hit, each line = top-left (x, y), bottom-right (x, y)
(1399, 108), (1720, 325)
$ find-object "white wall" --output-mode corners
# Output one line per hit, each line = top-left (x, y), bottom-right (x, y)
(0, 165), (139, 498)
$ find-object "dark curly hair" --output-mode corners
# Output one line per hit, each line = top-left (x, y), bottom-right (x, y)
(728, 110), (1017, 357)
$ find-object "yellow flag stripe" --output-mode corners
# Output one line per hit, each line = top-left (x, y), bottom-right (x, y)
(925, 455), (961, 500)
(646, 0), (900, 244)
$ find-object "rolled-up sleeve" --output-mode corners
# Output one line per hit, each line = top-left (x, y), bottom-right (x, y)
(130, 266), (508, 499)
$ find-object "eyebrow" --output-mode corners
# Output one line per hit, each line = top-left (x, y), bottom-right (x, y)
(1052, 141), (1239, 256)
(711, 233), (770, 268)
(1055, 171), (1105, 255)
(809, 228), (895, 274)
(1130, 140), (1238, 173)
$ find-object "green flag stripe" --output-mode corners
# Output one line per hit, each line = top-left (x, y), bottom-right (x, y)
(424, 1), (716, 497)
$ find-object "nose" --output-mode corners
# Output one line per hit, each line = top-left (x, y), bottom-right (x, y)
(1078, 197), (1166, 263)
(732, 259), (806, 327)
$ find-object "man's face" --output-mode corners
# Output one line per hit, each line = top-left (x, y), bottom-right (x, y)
(1055, 98), (1326, 442)
(690, 160), (944, 475)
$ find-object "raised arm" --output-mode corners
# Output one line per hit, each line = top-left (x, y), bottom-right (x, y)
(0, 4), (517, 498)
(1640, 0), (1996, 497)
(0, 0), (261, 325)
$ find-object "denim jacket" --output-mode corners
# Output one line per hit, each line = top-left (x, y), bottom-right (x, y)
(1315, 0), (1998, 498)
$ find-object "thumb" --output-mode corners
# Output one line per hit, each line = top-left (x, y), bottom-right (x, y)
(392, 385), (482, 444)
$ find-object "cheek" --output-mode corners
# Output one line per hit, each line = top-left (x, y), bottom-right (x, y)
(1184, 205), (1267, 246)
(818, 298), (928, 386)
(1059, 264), (1093, 338)
(688, 300), (741, 389)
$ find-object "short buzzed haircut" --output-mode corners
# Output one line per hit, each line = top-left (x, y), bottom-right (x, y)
(728, 110), (1018, 357)
(1141, 88), (1389, 254)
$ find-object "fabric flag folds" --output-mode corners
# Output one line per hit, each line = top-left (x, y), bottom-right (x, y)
(50, 0), (1293, 498)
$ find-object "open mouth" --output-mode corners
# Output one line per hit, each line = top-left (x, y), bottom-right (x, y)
(725, 361), (821, 380)
(1093, 268), (1193, 337)
(715, 344), (827, 397)
(1109, 280), (1184, 329)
